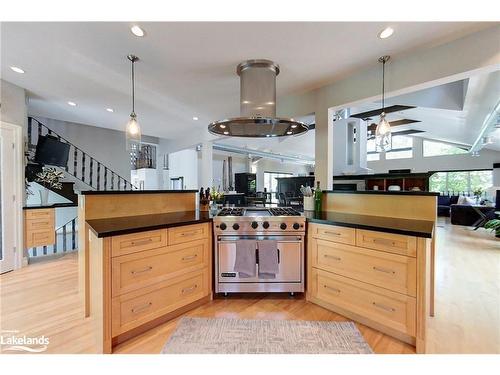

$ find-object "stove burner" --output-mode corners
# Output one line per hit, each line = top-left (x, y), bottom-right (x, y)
(269, 207), (301, 216)
(217, 208), (244, 216)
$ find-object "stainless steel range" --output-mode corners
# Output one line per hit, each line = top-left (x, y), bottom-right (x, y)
(213, 207), (305, 295)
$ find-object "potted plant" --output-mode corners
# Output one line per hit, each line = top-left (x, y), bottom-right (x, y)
(473, 188), (484, 205)
(35, 167), (63, 205)
(484, 219), (500, 238)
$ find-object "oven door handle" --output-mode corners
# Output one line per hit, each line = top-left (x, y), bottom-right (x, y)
(277, 249), (280, 264)
(217, 236), (302, 242)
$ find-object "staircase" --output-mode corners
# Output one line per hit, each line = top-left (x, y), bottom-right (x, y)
(26, 117), (137, 260)
(27, 117), (136, 192)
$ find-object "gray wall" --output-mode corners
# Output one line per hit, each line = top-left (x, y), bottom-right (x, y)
(35, 117), (161, 182)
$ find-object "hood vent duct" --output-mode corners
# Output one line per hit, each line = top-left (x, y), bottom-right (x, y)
(208, 59), (309, 138)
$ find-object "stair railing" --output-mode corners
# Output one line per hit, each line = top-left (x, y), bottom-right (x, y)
(28, 117), (136, 191)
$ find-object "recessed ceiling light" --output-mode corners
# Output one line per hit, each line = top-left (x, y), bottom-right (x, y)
(192, 116), (199, 121)
(291, 124), (297, 129)
(223, 131), (229, 135)
(106, 108), (114, 113)
(286, 131), (293, 135)
(378, 27), (394, 39)
(67, 101), (77, 107)
(219, 124), (226, 129)
(10, 66), (25, 74)
(130, 25), (145, 37)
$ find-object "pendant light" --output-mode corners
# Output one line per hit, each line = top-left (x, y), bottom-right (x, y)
(375, 55), (392, 152)
(125, 54), (141, 152)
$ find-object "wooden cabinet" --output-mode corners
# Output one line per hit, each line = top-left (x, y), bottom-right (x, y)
(307, 223), (430, 353)
(24, 208), (55, 248)
(89, 222), (212, 353)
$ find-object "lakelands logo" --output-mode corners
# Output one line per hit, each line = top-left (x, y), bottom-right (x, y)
(0, 330), (49, 353)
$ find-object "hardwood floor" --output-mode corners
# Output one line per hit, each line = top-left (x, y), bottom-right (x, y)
(1, 219), (498, 354)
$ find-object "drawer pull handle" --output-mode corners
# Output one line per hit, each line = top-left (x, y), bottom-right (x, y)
(181, 231), (198, 237)
(130, 238), (153, 246)
(323, 285), (341, 293)
(372, 302), (396, 312)
(324, 231), (341, 236)
(131, 302), (152, 314)
(182, 284), (198, 294)
(324, 254), (341, 261)
(131, 266), (153, 275)
(373, 266), (396, 274)
(182, 254), (198, 261)
(373, 238), (397, 246)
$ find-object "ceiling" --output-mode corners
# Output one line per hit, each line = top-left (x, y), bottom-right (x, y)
(349, 69), (500, 152)
(1, 22), (493, 142)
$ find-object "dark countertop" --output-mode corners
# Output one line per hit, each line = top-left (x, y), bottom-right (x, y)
(78, 190), (198, 195)
(23, 203), (78, 210)
(333, 172), (432, 180)
(323, 190), (439, 197)
(87, 211), (213, 238)
(303, 211), (434, 238)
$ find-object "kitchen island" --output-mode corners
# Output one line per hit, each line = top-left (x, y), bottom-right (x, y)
(86, 210), (213, 353)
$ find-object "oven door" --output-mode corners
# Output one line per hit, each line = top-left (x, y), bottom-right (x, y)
(217, 236), (302, 283)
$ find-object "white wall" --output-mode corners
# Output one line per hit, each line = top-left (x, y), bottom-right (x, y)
(168, 148), (198, 190)
(367, 137), (500, 173)
(211, 152), (248, 190)
(254, 159), (314, 191)
(0, 79), (27, 128)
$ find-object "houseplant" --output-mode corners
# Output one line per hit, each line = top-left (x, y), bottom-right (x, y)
(35, 167), (63, 205)
(473, 188), (484, 204)
(484, 219), (500, 239)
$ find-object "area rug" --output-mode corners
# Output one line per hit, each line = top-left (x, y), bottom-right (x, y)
(161, 317), (372, 354)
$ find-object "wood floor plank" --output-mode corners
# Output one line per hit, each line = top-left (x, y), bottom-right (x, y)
(1, 218), (498, 354)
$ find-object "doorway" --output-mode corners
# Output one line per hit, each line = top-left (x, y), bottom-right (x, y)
(0, 122), (23, 273)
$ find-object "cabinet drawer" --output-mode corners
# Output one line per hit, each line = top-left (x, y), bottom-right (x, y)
(25, 208), (54, 220)
(168, 223), (209, 246)
(25, 217), (54, 231)
(309, 223), (355, 245)
(111, 268), (209, 336)
(112, 239), (209, 296)
(111, 229), (167, 257)
(25, 229), (55, 248)
(356, 229), (417, 257)
(311, 268), (416, 336)
(311, 238), (416, 296)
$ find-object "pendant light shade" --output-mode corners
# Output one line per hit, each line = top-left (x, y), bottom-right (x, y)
(375, 56), (392, 152)
(125, 54), (141, 152)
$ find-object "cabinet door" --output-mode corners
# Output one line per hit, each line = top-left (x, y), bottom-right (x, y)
(112, 238), (209, 296)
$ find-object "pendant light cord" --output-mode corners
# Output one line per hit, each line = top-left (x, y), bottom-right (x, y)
(131, 59), (135, 114)
(381, 58), (385, 112)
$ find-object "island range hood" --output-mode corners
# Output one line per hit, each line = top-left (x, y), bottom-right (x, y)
(208, 59), (309, 138)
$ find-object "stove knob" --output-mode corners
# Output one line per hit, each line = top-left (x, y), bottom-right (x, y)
(251, 221), (259, 229)
(219, 223), (227, 230)
(262, 221), (270, 229)
(232, 223), (240, 230)
(293, 223), (300, 230)
(280, 223), (287, 230)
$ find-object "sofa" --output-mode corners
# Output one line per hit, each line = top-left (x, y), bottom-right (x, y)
(450, 204), (496, 226)
(437, 195), (459, 217)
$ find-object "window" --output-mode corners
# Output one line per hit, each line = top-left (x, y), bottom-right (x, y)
(366, 139), (380, 161)
(366, 136), (413, 161)
(264, 172), (292, 203)
(423, 140), (468, 157)
(429, 170), (493, 194)
(385, 135), (413, 160)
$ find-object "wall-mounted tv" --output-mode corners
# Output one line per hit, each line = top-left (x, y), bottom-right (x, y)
(34, 135), (70, 168)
